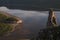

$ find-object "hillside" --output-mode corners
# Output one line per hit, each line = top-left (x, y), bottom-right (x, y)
(0, 11), (22, 36)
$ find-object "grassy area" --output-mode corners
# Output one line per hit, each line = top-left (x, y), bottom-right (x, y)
(0, 12), (18, 36)
(0, 13), (8, 21)
(0, 23), (13, 36)
(0, 13), (18, 22)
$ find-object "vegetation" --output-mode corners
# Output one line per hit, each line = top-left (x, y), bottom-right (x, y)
(0, 13), (8, 21)
(37, 26), (60, 40)
(0, 23), (13, 36)
(6, 17), (18, 21)
(0, 13), (18, 36)
(0, 13), (18, 23)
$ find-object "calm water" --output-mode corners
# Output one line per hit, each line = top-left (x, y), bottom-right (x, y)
(8, 10), (48, 36)
(2, 10), (60, 39)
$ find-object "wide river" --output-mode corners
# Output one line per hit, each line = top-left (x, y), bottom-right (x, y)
(1, 10), (60, 40)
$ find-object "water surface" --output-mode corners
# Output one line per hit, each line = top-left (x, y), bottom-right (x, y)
(1, 9), (60, 40)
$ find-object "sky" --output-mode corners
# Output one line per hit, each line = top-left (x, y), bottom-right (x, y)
(0, 0), (60, 10)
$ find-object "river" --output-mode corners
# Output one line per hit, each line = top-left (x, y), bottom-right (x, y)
(1, 9), (60, 40)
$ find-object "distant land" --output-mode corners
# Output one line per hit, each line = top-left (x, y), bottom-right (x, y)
(0, 11), (22, 36)
(0, 0), (60, 11)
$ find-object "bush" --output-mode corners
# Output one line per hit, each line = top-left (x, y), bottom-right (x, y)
(0, 13), (8, 21)
(0, 23), (13, 36)
(6, 17), (18, 21)
(0, 13), (17, 36)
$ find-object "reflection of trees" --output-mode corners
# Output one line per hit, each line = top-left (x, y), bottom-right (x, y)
(37, 26), (60, 40)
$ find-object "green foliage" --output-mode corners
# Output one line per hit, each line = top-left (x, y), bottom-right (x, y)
(0, 13), (18, 23)
(0, 13), (13, 36)
(0, 13), (18, 36)
(6, 17), (18, 21)
(0, 13), (8, 21)
(0, 23), (13, 36)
